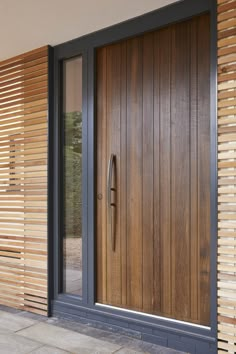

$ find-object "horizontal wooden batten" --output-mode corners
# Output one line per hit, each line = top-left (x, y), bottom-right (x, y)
(0, 46), (48, 315)
(0, 104), (48, 119)
(217, 1), (236, 352)
(0, 91), (47, 107)
(0, 73), (47, 91)
(0, 65), (48, 86)
(0, 63), (48, 83)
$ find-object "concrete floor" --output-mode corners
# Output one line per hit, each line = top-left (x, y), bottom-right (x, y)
(0, 306), (186, 354)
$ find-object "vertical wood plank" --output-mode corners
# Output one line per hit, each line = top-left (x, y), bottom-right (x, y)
(197, 14), (211, 326)
(96, 47), (107, 303)
(153, 31), (161, 313)
(126, 37), (143, 310)
(106, 44), (122, 306)
(158, 27), (172, 316)
(190, 17), (199, 322)
(171, 21), (191, 321)
(120, 41), (127, 306)
(142, 32), (154, 313)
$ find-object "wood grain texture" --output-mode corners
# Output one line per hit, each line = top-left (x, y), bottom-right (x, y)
(0, 46), (48, 315)
(142, 32), (154, 313)
(96, 14), (211, 325)
(198, 15), (211, 326)
(126, 36), (143, 311)
(96, 47), (107, 303)
(217, 1), (236, 352)
(171, 19), (191, 322)
(106, 44), (122, 305)
(190, 18), (199, 322)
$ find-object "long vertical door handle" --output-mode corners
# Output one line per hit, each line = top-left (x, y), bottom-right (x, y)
(107, 154), (116, 252)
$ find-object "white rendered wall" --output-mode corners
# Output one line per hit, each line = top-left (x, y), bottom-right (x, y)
(0, 0), (179, 60)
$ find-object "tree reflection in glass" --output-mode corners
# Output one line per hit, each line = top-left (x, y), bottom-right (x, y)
(63, 57), (83, 296)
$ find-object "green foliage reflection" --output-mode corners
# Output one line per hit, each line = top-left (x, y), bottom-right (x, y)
(64, 111), (82, 238)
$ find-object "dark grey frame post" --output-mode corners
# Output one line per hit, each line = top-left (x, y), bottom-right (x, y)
(210, 0), (218, 339)
(87, 47), (96, 306)
(50, 0), (218, 351)
(48, 45), (54, 316)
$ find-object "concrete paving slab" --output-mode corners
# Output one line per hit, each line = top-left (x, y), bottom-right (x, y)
(30, 345), (71, 354)
(0, 333), (41, 354)
(18, 322), (121, 354)
(0, 310), (35, 332)
(0, 306), (186, 354)
(114, 349), (146, 354)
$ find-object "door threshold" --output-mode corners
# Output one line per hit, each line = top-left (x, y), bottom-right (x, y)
(95, 303), (210, 330)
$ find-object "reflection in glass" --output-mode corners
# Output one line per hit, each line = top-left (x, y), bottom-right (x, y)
(63, 57), (82, 296)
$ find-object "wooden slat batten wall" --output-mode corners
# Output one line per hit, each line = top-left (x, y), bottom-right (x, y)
(0, 46), (48, 315)
(218, 1), (236, 352)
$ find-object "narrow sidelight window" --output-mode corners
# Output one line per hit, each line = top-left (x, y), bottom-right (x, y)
(63, 56), (83, 296)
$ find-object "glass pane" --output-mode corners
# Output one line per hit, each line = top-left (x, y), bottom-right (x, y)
(63, 56), (83, 296)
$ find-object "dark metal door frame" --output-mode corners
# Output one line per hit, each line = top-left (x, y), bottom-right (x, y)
(49, 0), (217, 350)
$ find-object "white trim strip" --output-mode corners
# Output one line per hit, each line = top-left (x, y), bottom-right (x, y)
(95, 303), (211, 330)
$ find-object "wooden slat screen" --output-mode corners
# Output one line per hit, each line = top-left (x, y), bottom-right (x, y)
(0, 46), (48, 315)
(218, 1), (236, 352)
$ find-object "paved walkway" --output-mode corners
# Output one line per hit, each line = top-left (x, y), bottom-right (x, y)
(0, 307), (186, 354)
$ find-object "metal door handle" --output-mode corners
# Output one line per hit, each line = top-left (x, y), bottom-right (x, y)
(107, 154), (116, 252)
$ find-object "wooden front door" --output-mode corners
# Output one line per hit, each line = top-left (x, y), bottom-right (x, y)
(96, 14), (211, 326)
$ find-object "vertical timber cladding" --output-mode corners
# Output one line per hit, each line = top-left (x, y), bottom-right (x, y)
(218, 0), (236, 353)
(0, 47), (48, 315)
